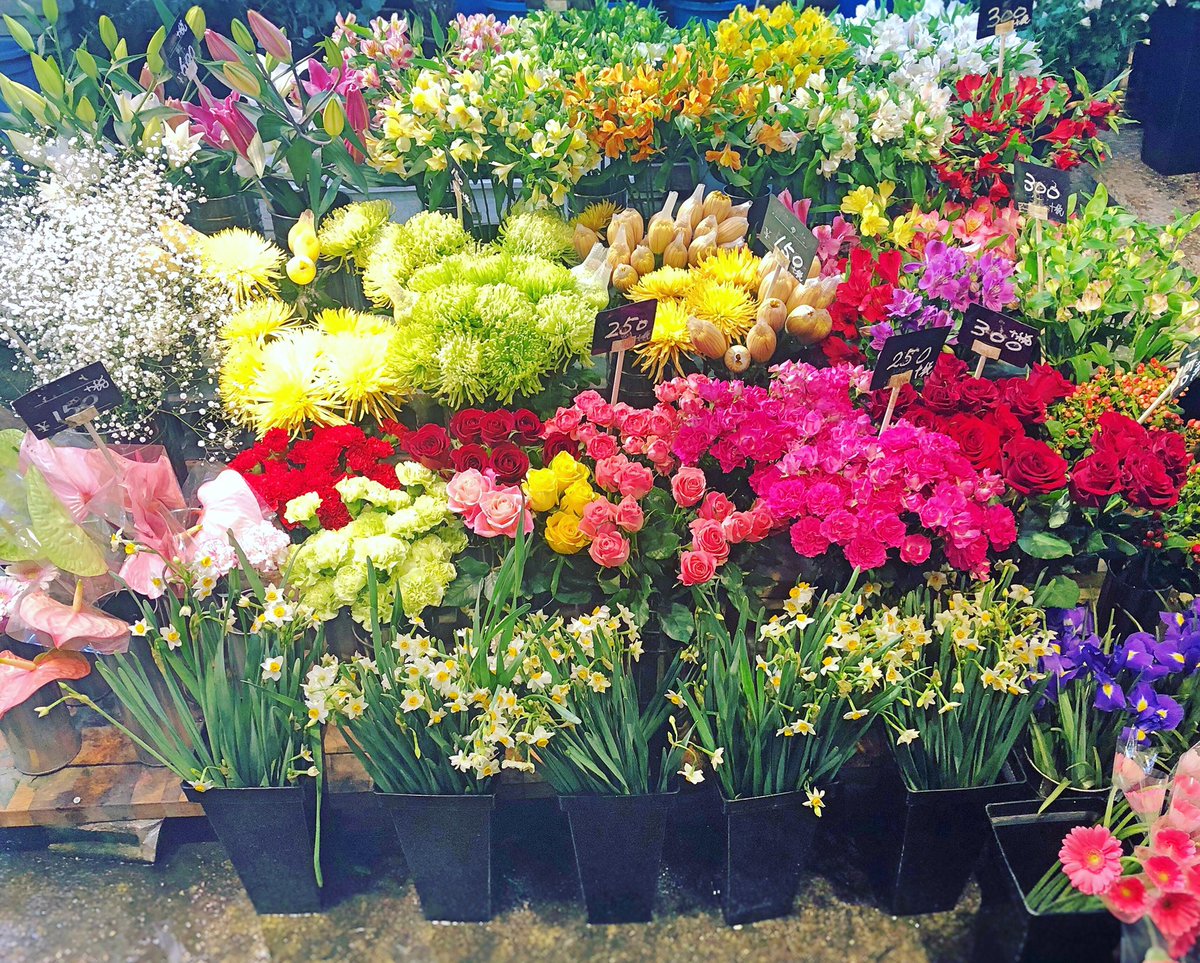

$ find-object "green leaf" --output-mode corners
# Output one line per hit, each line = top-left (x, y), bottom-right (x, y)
(441, 554), (491, 609)
(1017, 531), (1074, 560)
(660, 603), (694, 643)
(25, 466), (107, 576)
(0, 429), (22, 473)
(1038, 575), (1081, 610)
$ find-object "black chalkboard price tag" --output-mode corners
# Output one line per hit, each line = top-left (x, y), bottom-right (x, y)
(959, 305), (1040, 373)
(1014, 160), (1069, 223)
(755, 195), (819, 278)
(977, 0), (1034, 39)
(12, 362), (124, 439)
(1140, 340), (1200, 424)
(592, 300), (657, 357)
(870, 328), (951, 393)
(161, 15), (198, 90)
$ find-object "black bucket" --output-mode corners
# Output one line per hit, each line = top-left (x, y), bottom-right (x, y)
(871, 756), (1030, 915)
(374, 791), (495, 922)
(721, 789), (818, 925)
(559, 792), (676, 924)
(972, 799), (1119, 963)
(182, 781), (322, 914)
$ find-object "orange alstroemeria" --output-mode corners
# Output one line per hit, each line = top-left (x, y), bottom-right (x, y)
(755, 122), (788, 153)
(706, 146), (742, 171)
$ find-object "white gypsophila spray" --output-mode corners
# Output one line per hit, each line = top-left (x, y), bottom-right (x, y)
(0, 141), (237, 449)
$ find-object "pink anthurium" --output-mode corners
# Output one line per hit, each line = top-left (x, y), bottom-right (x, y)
(19, 434), (122, 525)
(0, 648), (90, 719)
(194, 470), (271, 544)
(12, 584), (131, 654)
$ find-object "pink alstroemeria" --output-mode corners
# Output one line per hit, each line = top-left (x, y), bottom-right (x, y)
(0, 648), (90, 719)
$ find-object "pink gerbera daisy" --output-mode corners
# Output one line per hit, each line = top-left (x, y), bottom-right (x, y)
(1102, 875), (1149, 924)
(1146, 855), (1186, 893)
(1151, 891), (1200, 938)
(1153, 827), (1198, 865)
(1061, 825), (1124, 895)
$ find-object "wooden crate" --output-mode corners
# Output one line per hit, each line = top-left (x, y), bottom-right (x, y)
(0, 722), (370, 829)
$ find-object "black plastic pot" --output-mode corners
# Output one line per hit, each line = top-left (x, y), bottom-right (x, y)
(972, 800), (1119, 963)
(182, 781), (322, 914)
(1095, 556), (1171, 639)
(559, 792), (676, 924)
(721, 789), (818, 925)
(870, 756), (1030, 915)
(1137, 7), (1200, 176)
(375, 791), (495, 922)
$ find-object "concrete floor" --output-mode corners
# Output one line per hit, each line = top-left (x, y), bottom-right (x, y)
(1, 126), (1197, 963)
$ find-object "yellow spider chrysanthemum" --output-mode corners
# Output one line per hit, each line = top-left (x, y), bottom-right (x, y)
(245, 331), (343, 436)
(314, 307), (394, 336)
(322, 332), (405, 424)
(197, 228), (285, 304)
(686, 279), (756, 340)
(628, 266), (694, 303)
(220, 298), (297, 343)
(634, 299), (692, 382)
(317, 200), (393, 266)
(575, 200), (617, 233)
(694, 246), (761, 293)
(218, 342), (266, 426)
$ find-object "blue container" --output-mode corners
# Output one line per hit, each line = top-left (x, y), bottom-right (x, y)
(0, 36), (37, 112)
(666, 0), (738, 27)
(455, 0), (489, 15)
(479, 0), (526, 18)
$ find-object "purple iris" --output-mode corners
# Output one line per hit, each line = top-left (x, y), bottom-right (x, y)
(1115, 633), (1168, 679)
(1093, 674), (1126, 713)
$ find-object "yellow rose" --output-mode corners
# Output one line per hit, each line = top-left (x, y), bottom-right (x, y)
(524, 468), (559, 513)
(560, 480), (596, 516)
(544, 511), (589, 555)
(549, 451), (590, 494)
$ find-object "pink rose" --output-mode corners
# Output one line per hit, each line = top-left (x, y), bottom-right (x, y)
(722, 511), (754, 544)
(821, 508), (859, 545)
(574, 390), (605, 418)
(615, 461), (654, 500)
(900, 534), (932, 564)
(698, 491), (735, 522)
(749, 504), (775, 540)
(671, 466), (707, 507)
(623, 436), (647, 456)
(589, 530), (630, 568)
(591, 403), (616, 427)
(578, 498), (616, 538)
(646, 440), (673, 470)
(474, 487), (532, 538)
(690, 518), (730, 562)
(551, 407), (583, 435)
(679, 549), (717, 586)
(594, 455), (627, 492)
(614, 496), (644, 533)
(447, 469), (489, 516)
(586, 434), (620, 461)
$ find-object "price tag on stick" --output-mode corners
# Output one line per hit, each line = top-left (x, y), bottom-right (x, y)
(161, 15), (199, 97)
(977, 0), (1033, 39)
(871, 328), (951, 434)
(755, 195), (819, 278)
(959, 305), (1040, 376)
(12, 362), (126, 475)
(1014, 160), (1070, 224)
(1140, 340), (1200, 424)
(593, 300), (657, 405)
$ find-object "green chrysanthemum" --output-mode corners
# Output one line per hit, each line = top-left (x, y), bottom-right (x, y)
(318, 200), (394, 267)
(500, 210), (578, 265)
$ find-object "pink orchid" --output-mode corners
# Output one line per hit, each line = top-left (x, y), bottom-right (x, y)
(0, 648), (90, 718)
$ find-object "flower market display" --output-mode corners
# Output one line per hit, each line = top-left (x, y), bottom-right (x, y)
(1, 0), (1200, 957)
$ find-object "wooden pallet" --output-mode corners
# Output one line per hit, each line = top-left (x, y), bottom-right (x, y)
(0, 722), (370, 829)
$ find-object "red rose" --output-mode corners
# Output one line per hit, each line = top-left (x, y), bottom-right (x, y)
(406, 424), (452, 469)
(946, 414), (1002, 472)
(1092, 413), (1147, 460)
(998, 378), (1047, 425)
(989, 404), (1025, 443)
(1069, 450), (1122, 507)
(449, 409), (485, 444)
(922, 374), (963, 415)
(1027, 365), (1075, 406)
(958, 377), (1000, 412)
(868, 382), (918, 421)
(1123, 453), (1182, 511)
(1003, 437), (1069, 495)
(1149, 430), (1192, 483)
(450, 443), (490, 474)
(479, 410), (516, 446)
(512, 408), (543, 445)
(543, 433), (581, 462)
(901, 405), (946, 433)
(489, 442), (530, 485)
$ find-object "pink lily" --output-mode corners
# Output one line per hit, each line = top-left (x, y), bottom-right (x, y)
(303, 58), (364, 98)
(0, 648), (90, 719)
(205, 30), (241, 64)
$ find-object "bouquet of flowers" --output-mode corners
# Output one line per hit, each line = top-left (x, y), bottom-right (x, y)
(887, 567), (1054, 790)
(1031, 605), (1200, 792)
(1060, 742), (1200, 961)
(674, 580), (912, 807)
